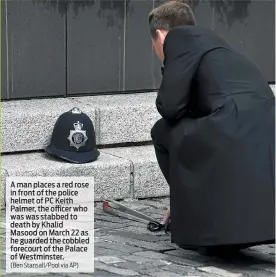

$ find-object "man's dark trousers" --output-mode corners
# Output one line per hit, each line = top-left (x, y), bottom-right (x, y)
(151, 118), (170, 185)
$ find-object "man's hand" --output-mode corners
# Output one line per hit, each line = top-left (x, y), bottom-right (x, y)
(161, 207), (170, 224)
(147, 207), (171, 232)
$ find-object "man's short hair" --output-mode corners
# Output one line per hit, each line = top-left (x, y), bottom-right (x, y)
(149, 1), (196, 39)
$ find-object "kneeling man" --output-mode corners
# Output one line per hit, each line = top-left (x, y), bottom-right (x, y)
(149, 1), (275, 253)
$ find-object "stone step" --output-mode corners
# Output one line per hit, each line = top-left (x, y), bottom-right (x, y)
(2, 92), (161, 153)
(3, 85), (274, 154)
(1, 145), (168, 209)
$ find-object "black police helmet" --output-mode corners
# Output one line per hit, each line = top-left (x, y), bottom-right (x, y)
(45, 107), (100, 164)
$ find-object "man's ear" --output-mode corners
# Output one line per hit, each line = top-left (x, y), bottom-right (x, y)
(156, 29), (167, 45)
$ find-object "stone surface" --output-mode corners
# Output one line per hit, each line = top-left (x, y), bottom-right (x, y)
(2, 97), (97, 153)
(2, 93), (160, 153)
(1, 145), (169, 208)
(1, 198), (275, 277)
(102, 146), (168, 198)
(198, 266), (243, 276)
(3, 86), (274, 153)
(1, 151), (131, 203)
(94, 256), (125, 264)
(95, 261), (140, 276)
(98, 235), (173, 252)
(96, 242), (144, 254)
(147, 271), (186, 277)
(76, 93), (160, 146)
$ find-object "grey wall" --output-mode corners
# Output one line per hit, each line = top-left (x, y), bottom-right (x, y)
(2, 0), (66, 100)
(1, 0), (275, 100)
(191, 0), (275, 84)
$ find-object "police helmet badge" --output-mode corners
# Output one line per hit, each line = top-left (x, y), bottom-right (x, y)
(67, 121), (88, 150)
(71, 107), (82, 114)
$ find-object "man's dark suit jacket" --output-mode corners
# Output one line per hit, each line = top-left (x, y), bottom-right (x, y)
(155, 25), (275, 247)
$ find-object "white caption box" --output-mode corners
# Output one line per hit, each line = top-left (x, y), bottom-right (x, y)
(6, 176), (94, 274)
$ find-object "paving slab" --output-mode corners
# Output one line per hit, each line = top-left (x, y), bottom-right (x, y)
(198, 266), (243, 277)
(95, 261), (140, 276)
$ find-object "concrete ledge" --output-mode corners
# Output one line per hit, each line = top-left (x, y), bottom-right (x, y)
(1, 151), (132, 208)
(2, 93), (160, 153)
(3, 85), (274, 153)
(102, 145), (168, 199)
(1, 145), (168, 209)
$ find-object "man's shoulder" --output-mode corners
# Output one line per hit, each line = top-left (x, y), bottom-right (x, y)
(164, 25), (231, 53)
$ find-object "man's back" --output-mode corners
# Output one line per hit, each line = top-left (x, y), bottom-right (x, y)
(161, 25), (274, 117)
(194, 40), (274, 115)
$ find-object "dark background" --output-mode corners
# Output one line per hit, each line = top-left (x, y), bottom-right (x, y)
(1, 0), (275, 100)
